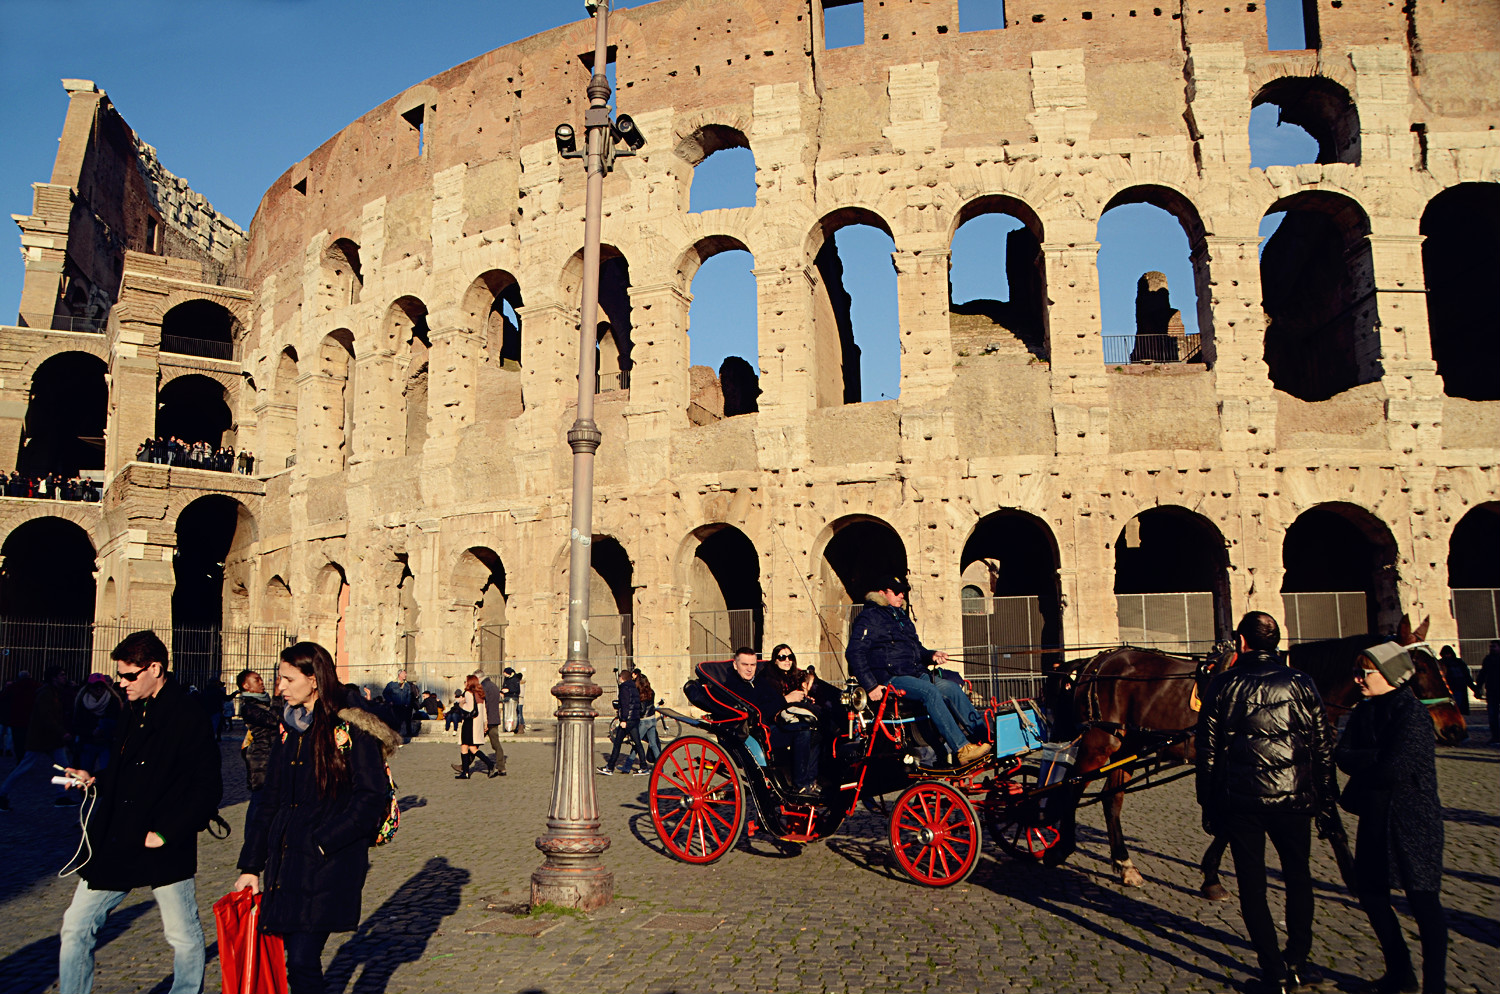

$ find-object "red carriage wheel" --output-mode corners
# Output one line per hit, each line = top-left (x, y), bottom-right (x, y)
(986, 765), (1068, 864)
(649, 735), (746, 864)
(888, 781), (982, 887)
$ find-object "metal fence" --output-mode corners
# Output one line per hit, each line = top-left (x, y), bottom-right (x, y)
(1283, 591), (1368, 645)
(1452, 588), (1500, 667)
(0, 617), (292, 689)
(15, 312), (107, 334)
(689, 608), (756, 663)
(161, 335), (235, 361)
(1115, 592), (1218, 653)
(1102, 333), (1203, 365)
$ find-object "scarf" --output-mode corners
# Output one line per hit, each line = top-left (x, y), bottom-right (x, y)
(283, 702), (314, 733)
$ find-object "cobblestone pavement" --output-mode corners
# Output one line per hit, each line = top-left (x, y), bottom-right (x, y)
(0, 725), (1494, 993)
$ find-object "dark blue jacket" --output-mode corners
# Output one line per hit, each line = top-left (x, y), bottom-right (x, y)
(846, 592), (936, 691)
(615, 679), (642, 724)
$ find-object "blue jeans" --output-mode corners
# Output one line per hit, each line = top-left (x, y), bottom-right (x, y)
(0, 746), (69, 799)
(60, 877), (205, 994)
(890, 673), (983, 754)
(638, 718), (662, 762)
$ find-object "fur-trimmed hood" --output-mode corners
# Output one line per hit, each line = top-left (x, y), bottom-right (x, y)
(338, 706), (400, 760)
(865, 590), (895, 608)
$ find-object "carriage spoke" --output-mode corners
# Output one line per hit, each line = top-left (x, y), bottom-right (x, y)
(699, 754), (724, 793)
(702, 801), (735, 834)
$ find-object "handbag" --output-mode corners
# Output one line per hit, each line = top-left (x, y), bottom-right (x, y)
(213, 889), (288, 994)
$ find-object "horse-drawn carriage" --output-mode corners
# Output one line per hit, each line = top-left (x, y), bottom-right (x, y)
(649, 658), (1089, 886)
(646, 624), (1467, 890)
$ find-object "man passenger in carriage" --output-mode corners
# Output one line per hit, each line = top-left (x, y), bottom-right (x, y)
(724, 648), (823, 799)
(846, 575), (993, 767)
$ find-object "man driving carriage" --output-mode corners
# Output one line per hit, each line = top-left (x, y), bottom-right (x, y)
(724, 648), (823, 799)
(846, 575), (993, 767)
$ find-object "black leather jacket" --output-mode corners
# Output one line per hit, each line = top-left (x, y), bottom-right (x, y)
(1195, 650), (1336, 818)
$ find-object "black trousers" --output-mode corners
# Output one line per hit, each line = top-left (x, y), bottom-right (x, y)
(1225, 810), (1314, 982)
(606, 722), (648, 770)
(282, 930), (330, 994)
(1355, 816), (1447, 994)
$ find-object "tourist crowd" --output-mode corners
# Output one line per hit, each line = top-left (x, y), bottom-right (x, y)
(1, 472), (101, 501)
(136, 437), (255, 474)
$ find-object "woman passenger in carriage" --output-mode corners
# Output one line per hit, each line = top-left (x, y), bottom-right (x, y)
(769, 644), (840, 729)
(724, 648), (823, 799)
(846, 575), (993, 767)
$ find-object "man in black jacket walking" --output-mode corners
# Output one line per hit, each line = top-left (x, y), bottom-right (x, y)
(1197, 612), (1337, 994)
(60, 631), (222, 994)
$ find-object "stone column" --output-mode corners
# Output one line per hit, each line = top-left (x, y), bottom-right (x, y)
(623, 282), (692, 485)
(1368, 226), (1444, 453)
(0, 386), (29, 474)
(893, 241), (956, 406)
(350, 349), (398, 464)
(1206, 232), (1279, 452)
(1042, 223), (1109, 457)
(425, 324), (486, 455)
(752, 257), (817, 468)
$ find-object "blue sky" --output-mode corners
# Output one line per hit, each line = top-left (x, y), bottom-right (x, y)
(1, 0), (1316, 402)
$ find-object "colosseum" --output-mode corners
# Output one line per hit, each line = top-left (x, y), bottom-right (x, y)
(2, 0), (1497, 705)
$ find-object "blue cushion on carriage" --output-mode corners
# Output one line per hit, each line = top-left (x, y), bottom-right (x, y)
(994, 701), (1046, 757)
(743, 735), (768, 767)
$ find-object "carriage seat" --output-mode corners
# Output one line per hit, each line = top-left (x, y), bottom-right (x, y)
(684, 660), (814, 777)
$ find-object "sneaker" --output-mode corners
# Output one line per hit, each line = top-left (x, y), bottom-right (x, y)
(596, 766), (615, 776)
(1286, 961), (1325, 989)
(955, 742), (993, 766)
(631, 767), (650, 776)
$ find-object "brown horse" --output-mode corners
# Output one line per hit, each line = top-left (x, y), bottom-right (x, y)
(1053, 617), (1465, 889)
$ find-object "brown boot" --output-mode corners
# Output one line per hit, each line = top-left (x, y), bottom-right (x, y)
(956, 742), (992, 766)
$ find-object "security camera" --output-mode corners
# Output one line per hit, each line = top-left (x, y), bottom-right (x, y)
(612, 114), (645, 152)
(584, 0), (601, 14)
(554, 123), (578, 157)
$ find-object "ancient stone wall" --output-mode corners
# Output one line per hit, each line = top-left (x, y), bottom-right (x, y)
(4, 0), (1499, 701)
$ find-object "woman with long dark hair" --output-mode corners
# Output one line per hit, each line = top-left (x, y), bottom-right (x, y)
(453, 673), (495, 779)
(633, 670), (662, 763)
(232, 642), (398, 994)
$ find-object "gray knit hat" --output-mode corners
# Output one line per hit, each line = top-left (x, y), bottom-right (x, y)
(1362, 641), (1414, 687)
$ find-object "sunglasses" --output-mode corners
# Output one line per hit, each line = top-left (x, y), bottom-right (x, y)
(775, 653), (793, 661)
(1352, 667), (1378, 681)
(116, 664), (156, 682)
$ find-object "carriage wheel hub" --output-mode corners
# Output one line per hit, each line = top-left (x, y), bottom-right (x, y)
(917, 826), (936, 845)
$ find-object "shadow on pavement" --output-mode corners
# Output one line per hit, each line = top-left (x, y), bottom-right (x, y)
(0, 897), (155, 994)
(324, 855), (469, 994)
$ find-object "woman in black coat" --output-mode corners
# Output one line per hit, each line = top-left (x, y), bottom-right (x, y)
(233, 642), (397, 994)
(1336, 642), (1447, 994)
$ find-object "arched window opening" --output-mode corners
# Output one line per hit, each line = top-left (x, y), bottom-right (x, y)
(1251, 78), (1359, 167)
(261, 575), (292, 628)
(811, 212), (898, 405)
(18, 352), (107, 478)
(590, 536), (634, 670)
(156, 374), (233, 448)
(313, 563), (350, 677)
(275, 347), (298, 405)
(161, 299), (238, 360)
(1282, 503), (1399, 642)
(1449, 503), (1500, 664)
(950, 198), (1047, 362)
(173, 495), (256, 684)
(387, 297), (430, 457)
(453, 547), (507, 663)
(686, 245), (759, 421)
(0, 517), (96, 677)
(1261, 192), (1378, 401)
(596, 254), (633, 394)
(462, 270), (525, 369)
(1422, 184), (1500, 401)
(819, 517), (908, 677)
(322, 238), (363, 308)
(1265, 0), (1319, 51)
(1114, 507), (1229, 652)
(1097, 189), (1209, 366)
(677, 125), (756, 212)
(396, 556), (420, 665)
(687, 525), (763, 661)
(960, 511), (1063, 688)
(263, 347), (299, 471)
(309, 331), (356, 473)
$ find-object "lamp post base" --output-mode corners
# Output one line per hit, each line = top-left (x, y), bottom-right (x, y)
(530, 863), (614, 912)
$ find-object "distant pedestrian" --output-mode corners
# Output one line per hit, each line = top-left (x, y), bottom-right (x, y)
(233, 641), (398, 994)
(383, 668), (416, 738)
(59, 631), (221, 994)
(634, 670), (661, 763)
(1337, 642), (1449, 994)
(235, 668), (278, 835)
(501, 666), (524, 733)
(1478, 641), (1500, 744)
(0, 666), (74, 809)
(598, 668), (649, 775)
(0, 669), (38, 760)
(477, 670), (508, 777)
(452, 674), (495, 779)
(71, 674), (122, 774)
(1437, 646), (1473, 716)
(1197, 611), (1338, 993)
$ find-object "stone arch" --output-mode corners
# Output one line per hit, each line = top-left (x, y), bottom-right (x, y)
(172, 494), (257, 683)
(161, 298), (242, 360)
(17, 350), (107, 478)
(310, 560), (350, 676)
(677, 235), (760, 419)
(1112, 506), (1231, 650)
(677, 123), (756, 212)
(813, 514), (909, 670)
(1261, 190), (1379, 401)
(460, 269), (524, 368)
(1251, 76), (1361, 166)
(1448, 502), (1500, 662)
(1282, 501), (1400, 639)
(1098, 184), (1214, 365)
(320, 237), (363, 309)
(806, 207), (898, 406)
(386, 296), (430, 456)
(959, 509), (1064, 658)
(552, 533), (635, 666)
(450, 546), (508, 662)
(306, 330), (356, 474)
(948, 195), (1049, 362)
(560, 245), (633, 394)
(157, 373), (234, 448)
(261, 574), (293, 627)
(262, 346), (299, 471)
(679, 523), (764, 659)
(0, 501), (101, 543)
(17, 339), (110, 386)
(0, 514), (97, 619)
(1421, 182), (1500, 401)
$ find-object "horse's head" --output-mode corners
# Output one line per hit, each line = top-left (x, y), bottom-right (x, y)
(1404, 642), (1469, 745)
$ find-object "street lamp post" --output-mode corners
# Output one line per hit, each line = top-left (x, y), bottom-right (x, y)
(531, 0), (644, 912)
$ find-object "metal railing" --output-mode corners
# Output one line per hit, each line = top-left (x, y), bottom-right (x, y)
(1451, 587), (1499, 669)
(161, 335), (235, 360)
(1116, 592), (1218, 654)
(1283, 591), (1368, 645)
(689, 608), (756, 663)
(15, 312), (107, 334)
(1102, 333), (1203, 365)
